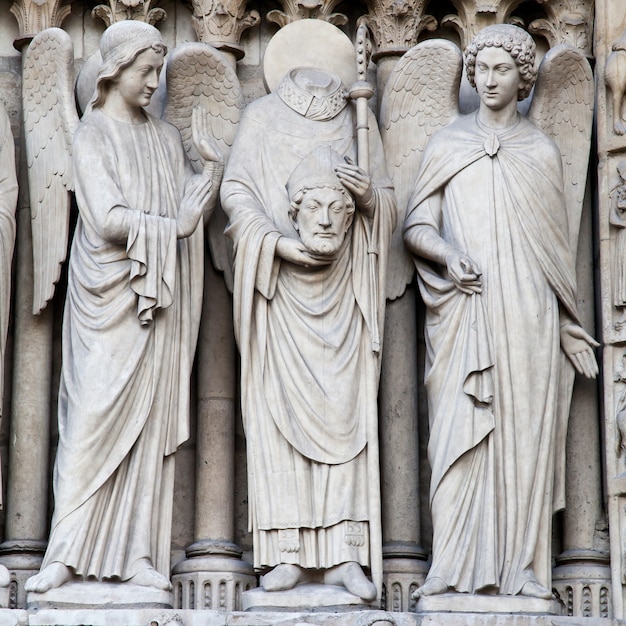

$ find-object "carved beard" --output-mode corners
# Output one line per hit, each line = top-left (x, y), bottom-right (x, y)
(299, 228), (347, 258)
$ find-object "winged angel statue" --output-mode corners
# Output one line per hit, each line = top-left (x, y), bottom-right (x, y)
(381, 24), (597, 600)
(23, 21), (241, 594)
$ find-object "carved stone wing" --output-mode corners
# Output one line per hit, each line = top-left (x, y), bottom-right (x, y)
(379, 39), (462, 300)
(23, 27), (78, 315)
(527, 44), (594, 257)
(164, 43), (245, 292)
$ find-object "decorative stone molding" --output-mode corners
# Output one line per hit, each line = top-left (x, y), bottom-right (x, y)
(359, 0), (437, 61)
(267, 0), (348, 29)
(10, 0), (71, 43)
(552, 550), (612, 618)
(188, 0), (260, 59)
(91, 0), (167, 27)
(171, 541), (256, 611)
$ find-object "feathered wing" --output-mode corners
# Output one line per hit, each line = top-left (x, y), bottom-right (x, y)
(527, 44), (594, 258)
(23, 27), (78, 314)
(164, 43), (245, 292)
(379, 39), (462, 299)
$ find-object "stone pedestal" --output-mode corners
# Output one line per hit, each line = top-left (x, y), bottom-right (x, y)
(416, 594), (561, 616)
(242, 584), (377, 612)
(382, 548), (428, 614)
(172, 540), (255, 611)
(26, 581), (173, 610)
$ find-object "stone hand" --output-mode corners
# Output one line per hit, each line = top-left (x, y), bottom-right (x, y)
(177, 175), (213, 238)
(276, 236), (333, 268)
(192, 105), (223, 164)
(445, 250), (482, 294)
(560, 323), (600, 379)
(335, 158), (374, 214)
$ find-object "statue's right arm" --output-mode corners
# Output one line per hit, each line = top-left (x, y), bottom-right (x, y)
(403, 193), (482, 294)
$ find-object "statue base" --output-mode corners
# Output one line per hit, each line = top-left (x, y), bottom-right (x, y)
(243, 583), (377, 612)
(416, 593), (561, 615)
(25, 581), (173, 610)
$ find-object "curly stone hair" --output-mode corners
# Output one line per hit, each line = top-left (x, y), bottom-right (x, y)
(464, 24), (537, 101)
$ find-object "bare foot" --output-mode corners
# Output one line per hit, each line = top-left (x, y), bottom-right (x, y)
(324, 562), (376, 601)
(263, 564), (304, 591)
(520, 580), (552, 599)
(25, 563), (73, 593)
(128, 566), (172, 591)
(412, 576), (448, 599)
(0, 565), (9, 587)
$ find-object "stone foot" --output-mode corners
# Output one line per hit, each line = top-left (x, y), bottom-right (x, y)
(25, 563), (73, 593)
(263, 564), (305, 592)
(412, 576), (448, 599)
(129, 566), (172, 591)
(324, 562), (376, 601)
(0, 565), (9, 588)
(520, 580), (552, 599)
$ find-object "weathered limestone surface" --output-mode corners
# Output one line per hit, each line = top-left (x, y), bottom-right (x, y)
(0, 0), (614, 624)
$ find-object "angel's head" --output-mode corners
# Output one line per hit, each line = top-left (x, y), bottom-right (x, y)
(90, 21), (168, 110)
(464, 24), (537, 101)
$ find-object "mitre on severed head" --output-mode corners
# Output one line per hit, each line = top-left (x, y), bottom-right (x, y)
(286, 144), (348, 200)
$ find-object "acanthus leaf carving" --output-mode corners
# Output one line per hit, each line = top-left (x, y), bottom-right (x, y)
(10, 0), (72, 40)
(266, 0), (348, 28)
(361, 0), (436, 59)
(189, 0), (260, 59)
(91, 0), (167, 26)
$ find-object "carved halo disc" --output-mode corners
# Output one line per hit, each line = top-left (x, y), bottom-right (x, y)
(263, 19), (356, 92)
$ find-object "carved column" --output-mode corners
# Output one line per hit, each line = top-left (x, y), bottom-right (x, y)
(597, 1), (626, 619)
(91, 0), (167, 25)
(0, 0), (72, 609)
(359, 1), (438, 612)
(267, 0), (348, 28)
(171, 4), (257, 610)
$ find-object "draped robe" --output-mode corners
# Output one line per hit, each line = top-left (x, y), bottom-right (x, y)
(404, 114), (578, 595)
(221, 86), (395, 593)
(43, 109), (203, 581)
(0, 106), (17, 509)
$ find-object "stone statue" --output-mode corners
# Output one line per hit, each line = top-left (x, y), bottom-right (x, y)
(606, 30), (626, 136)
(24, 20), (223, 594)
(0, 104), (17, 589)
(399, 25), (597, 600)
(220, 20), (396, 602)
(0, 103), (17, 462)
(611, 161), (626, 331)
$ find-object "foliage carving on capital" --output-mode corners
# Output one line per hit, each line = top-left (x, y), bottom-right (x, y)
(359, 0), (436, 60)
(10, 0), (72, 38)
(189, 0), (260, 58)
(526, 1), (593, 57)
(267, 0), (348, 28)
(91, 0), (167, 27)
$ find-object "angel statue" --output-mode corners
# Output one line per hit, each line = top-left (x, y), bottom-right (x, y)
(22, 20), (232, 596)
(393, 24), (598, 600)
(221, 19), (395, 604)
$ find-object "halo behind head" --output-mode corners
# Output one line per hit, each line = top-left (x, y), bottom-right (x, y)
(263, 20), (356, 93)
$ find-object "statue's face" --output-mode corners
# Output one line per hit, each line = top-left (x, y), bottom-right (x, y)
(293, 187), (354, 257)
(474, 46), (523, 111)
(113, 48), (164, 109)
